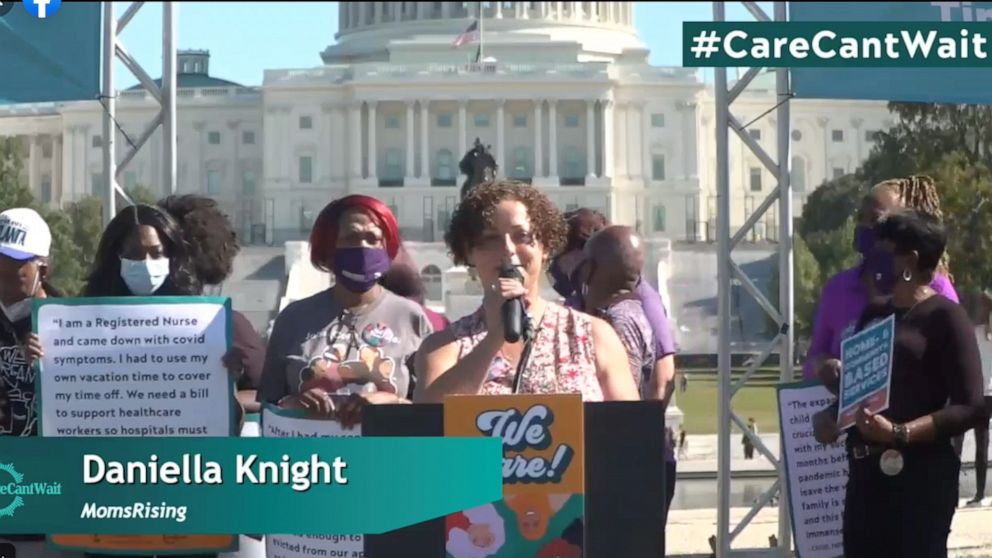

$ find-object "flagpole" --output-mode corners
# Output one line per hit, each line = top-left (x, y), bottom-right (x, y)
(478, 1), (485, 62)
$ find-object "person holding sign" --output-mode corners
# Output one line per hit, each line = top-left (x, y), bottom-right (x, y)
(258, 195), (432, 419)
(804, 176), (959, 385)
(44, 204), (240, 558)
(812, 210), (984, 558)
(414, 181), (638, 403)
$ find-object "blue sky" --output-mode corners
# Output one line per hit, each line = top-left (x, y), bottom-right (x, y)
(113, 1), (772, 88)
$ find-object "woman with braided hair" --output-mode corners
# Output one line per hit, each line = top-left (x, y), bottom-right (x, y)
(804, 175), (959, 389)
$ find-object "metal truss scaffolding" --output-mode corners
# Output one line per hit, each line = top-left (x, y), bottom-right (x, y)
(101, 1), (177, 225)
(713, 2), (793, 557)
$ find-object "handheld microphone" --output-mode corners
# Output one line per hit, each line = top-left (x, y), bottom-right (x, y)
(499, 262), (524, 343)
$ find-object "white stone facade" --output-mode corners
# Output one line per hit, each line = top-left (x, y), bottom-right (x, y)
(0, 2), (892, 271)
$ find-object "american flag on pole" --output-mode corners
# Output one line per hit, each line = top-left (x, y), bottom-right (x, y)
(452, 20), (480, 48)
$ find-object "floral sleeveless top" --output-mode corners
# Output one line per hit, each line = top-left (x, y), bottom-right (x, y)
(450, 302), (604, 401)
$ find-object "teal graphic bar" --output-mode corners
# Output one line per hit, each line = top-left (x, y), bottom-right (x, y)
(683, 22), (992, 67)
(0, 437), (503, 534)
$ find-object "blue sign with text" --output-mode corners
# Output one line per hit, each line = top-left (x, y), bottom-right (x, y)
(790, 2), (992, 104)
(838, 314), (895, 430)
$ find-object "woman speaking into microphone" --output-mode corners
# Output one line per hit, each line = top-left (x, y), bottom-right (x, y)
(413, 180), (638, 402)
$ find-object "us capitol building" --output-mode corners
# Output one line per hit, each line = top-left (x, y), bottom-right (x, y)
(0, 2), (891, 275)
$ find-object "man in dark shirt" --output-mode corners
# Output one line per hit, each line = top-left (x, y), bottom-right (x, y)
(578, 226), (679, 532)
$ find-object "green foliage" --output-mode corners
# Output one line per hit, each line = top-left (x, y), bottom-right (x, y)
(121, 184), (157, 207)
(0, 137), (106, 296)
(768, 231), (821, 338)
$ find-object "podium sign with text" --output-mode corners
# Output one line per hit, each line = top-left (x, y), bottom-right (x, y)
(443, 394), (585, 558)
(262, 405), (363, 558)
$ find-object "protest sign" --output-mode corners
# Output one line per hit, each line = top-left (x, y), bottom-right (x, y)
(838, 315), (895, 430)
(36, 296), (237, 555)
(778, 381), (848, 558)
(262, 404), (363, 558)
(443, 394), (585, 558)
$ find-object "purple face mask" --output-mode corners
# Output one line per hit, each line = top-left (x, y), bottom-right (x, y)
(864, 248), (896, 295)
(333, 247), (391, 293)
(853, 225), (875, 255)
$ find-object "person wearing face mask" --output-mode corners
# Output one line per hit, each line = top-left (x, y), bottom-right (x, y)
(257, 195), (432, 421)
(70, 205), (243, 558)
(414, 181), (639, 403)
(82, 204), (200, 298)
(804, 176), (959, 388)
(811, 210), (984, 557)
(0, 208), (73, 558)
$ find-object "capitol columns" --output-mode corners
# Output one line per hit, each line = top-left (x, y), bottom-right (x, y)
(228, 119), (241, 191)
(586, 100), (597, 179)
(193, 121), (206, 192)
(419, 100), (430, 183)
(61, 128), (74, 202)
(547, 99), (559, 181)
(349, 102), (363, 181)
(601, 99), (614, 180)
(28, 136), (39, 197)
(534, 100), (544, 178)
(458, 100), (467, 154)
(496, 99), (505, 178)
(367, 100), (378, 181)
(53, 134), (63, 206)
(405, 100), (416, 183)
(640, 101), (652, 181)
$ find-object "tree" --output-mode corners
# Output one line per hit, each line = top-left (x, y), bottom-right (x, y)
(855, 103), (992, 314)
(0, 138), (32, 210)
(768, 232), (821, 339)
(120, 184), (157, 207)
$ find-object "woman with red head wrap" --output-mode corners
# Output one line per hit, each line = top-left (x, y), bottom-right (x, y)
(257, 195), (433, 423)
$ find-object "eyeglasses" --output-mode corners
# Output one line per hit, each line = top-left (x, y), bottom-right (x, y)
(475, 230), (536, 252)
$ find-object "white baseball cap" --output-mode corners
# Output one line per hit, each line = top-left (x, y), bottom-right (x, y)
(0, 208), (51, 260)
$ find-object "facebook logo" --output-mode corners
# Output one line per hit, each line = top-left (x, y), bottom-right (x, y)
(22, 0), (60, 19)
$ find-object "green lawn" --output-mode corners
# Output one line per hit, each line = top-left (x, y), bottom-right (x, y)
(674, 378), (780, 436)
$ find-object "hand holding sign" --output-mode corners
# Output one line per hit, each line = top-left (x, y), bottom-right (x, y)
(838, 315), (895, 430)
(854, 403), (896, 444)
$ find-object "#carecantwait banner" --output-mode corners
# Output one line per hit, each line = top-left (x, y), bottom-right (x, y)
(443, 394), (585, 558)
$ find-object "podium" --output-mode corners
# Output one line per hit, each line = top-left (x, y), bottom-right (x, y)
(362, 400), (668, 558)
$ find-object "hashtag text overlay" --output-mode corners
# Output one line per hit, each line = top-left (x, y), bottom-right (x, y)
(683, 22), (992, 67)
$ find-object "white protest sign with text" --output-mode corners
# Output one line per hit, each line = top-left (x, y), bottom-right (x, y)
(778, 382), (847, 558)
(36, 297), (234, 438)
(262, 405), (363, 558)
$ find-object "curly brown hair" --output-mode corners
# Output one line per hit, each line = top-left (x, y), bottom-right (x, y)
(445, 180), (567, 267)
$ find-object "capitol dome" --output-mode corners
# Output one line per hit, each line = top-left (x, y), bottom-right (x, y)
(323, 2), (648, 65)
